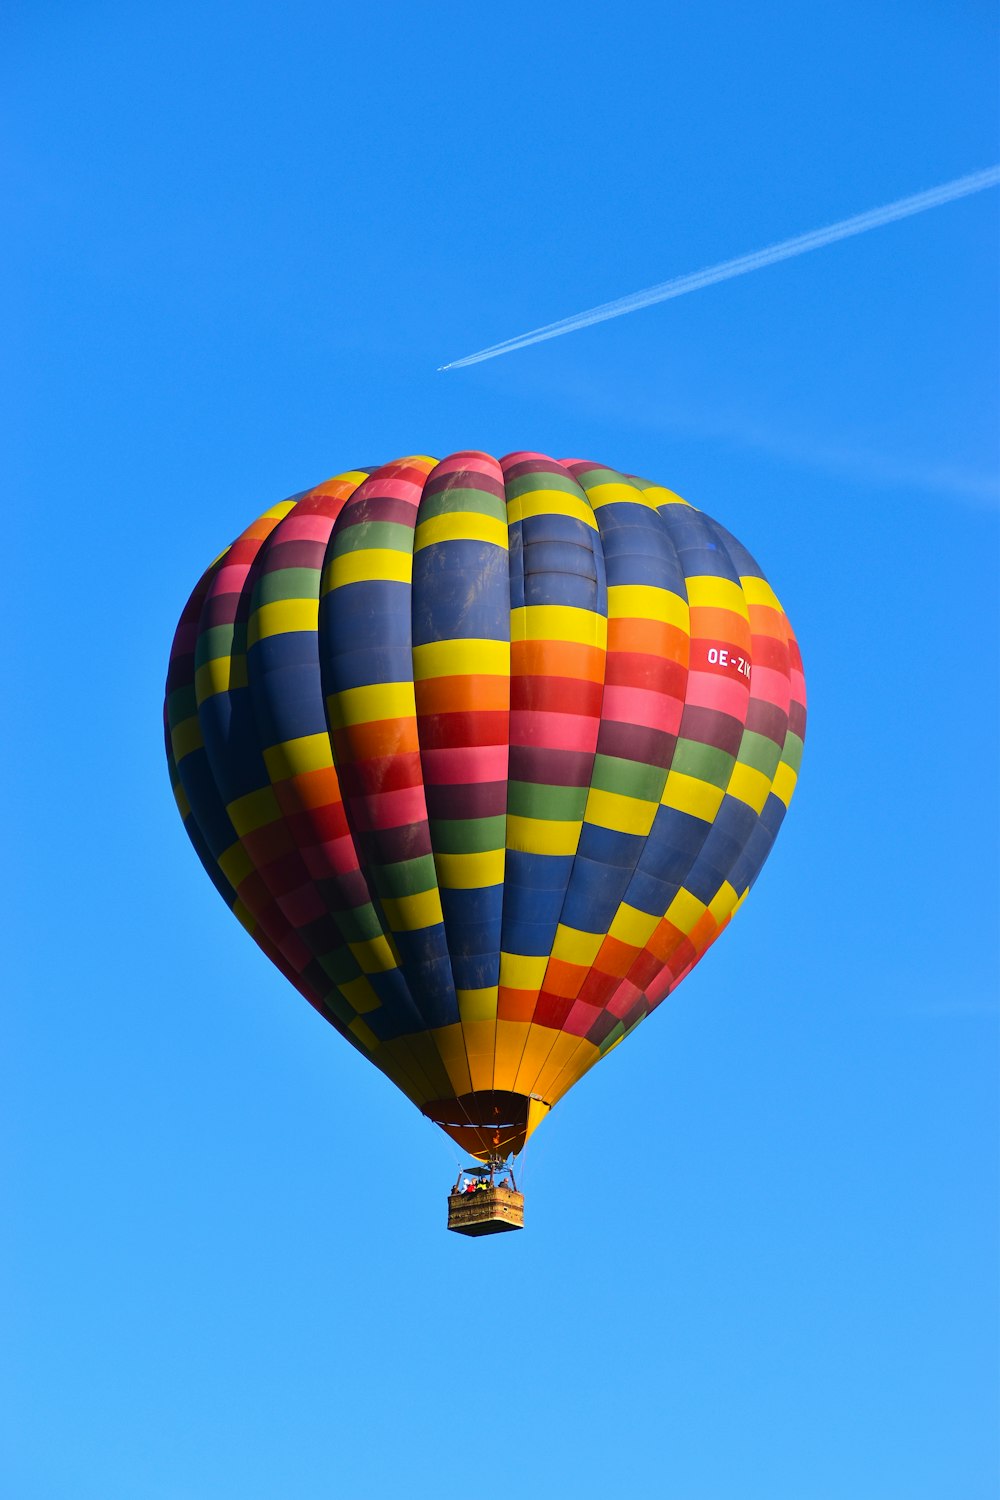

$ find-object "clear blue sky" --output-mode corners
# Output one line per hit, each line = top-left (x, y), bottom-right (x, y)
(4, 4), (998, 1497)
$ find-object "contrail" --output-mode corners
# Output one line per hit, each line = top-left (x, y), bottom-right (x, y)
(439, 166), (1000, 371)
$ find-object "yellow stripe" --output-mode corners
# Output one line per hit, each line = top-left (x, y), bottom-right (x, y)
(661, 770), (725, 822)
(741, 575), (782, 610)
(248, 597), (318, 646)
(380, 887), (443, 931)
(506, 815), (581, 856)
(686, 575), (749, 617)
(726, 761), (773, 814)
(261, 500), (297, 522)
(458, 987), (499, 1023)
(608, 903), (660, 948)
(550, 924), (605, 966)
(339, 976), (381, 1014)
(665, 888), (707, 936)
(262, 731), (334, 781)
(510, 604), (608, 648)
(195, 656), (232, 701)
(347, 1017), (379, 1050)
(584, 786), (659, 837)
(348, 935), (398, 974)
(606, 584), (689, 629)
(227, 784), (281, 836)
(507, 489), (598, 531)
(328, 680), (415, 728)
(499, 952), (548, 990)
(412, 638), (509, 680)
(232, 898), (256, 934)
(171, 716), (203, 763)
(637, 483), (689, 509)
(414, 511), (508, 551)
(708, 881), (739, 926)
(434, 848), (505, 889)
(324, 547), (412, 592)
(217, 839), (255, 889)
(585, 480), (658, 512)
(173, 783), (191, 820)
(771, 761), (798, 808)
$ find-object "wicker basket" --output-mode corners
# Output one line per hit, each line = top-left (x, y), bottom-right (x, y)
(447, 1185), (525, 1237)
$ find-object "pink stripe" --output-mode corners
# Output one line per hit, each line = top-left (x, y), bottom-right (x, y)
(431, 452), (502, 480)
(349, 783), (428, 832)
(607, 978), (643, 1019)
(420, 745), (509, 784)
(364, 475), (422, 505)
(684, 670), (749, 718)
(562, 999), (600, 1037)
(601, 683), (684, 734)
(748, 664), (791, 712)
(509, 709), (601, 752)
(269, 512), (336, 545)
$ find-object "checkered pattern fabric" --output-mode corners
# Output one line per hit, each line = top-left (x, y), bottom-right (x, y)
(165, 453), (806, 1158)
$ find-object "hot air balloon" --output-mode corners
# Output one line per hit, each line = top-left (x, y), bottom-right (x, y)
(164, 452), (805, 1233)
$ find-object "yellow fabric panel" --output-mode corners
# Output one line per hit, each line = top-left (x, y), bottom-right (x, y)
(550, 924), (605, 967)
(457, 987), (499, 1024)
(384, 1030), (454, 1102)
(463, 1019), (497, 1093)
(228, 656), (248, 691)
(217, 838), (255, 889)
(584, 786), (658, 836)
(412, 637), (510, 680)
(493, 1020), (531, 1091)
(512, 1024), (564, 1097)
(347, 1017), (379, 1050)
(507, 488), (598, 531)
(379, 887), (443, 932)
(172, 782), (191, 820)
(328, 680), (415, 728)
(524, 1096), (551, 1144)
(414, 510), (508, 552)
(262, 731), (334, 782)
(232, 899), (256, 934)
(609, 903), (661, 948)
(708, 881), (740, 926)
(248, 597), (319, 646)
(171, 715), (203, 763)
(347, 934), (398, 974)
(505, 815), (582, 856)
(533, 1032), (600, 1102)
(586, 479), (659, 512)
(727, 761), (773, 814)
(606, 583), (689, 630)
(686, 574), (750, 619)
(433, 849), (505, 889)
(771, 761), (798, 808)
(261, 500), (298, 522)
(499, 952), (549, 991)
(635, 483), (690, 508)
(741, 574), (783, 610)
(324, 547), (412, 592)
(510, 604), (608, 648)
(194, 655), (232, 702)
(665, 888), (708, 937)
(338, 976), (381, 1014)
(428, 1023), (474, 1098)
(227, 784), (281, 837)
(661, 770), (726, 822)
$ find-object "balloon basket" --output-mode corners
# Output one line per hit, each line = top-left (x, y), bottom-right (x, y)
(447, 1184), (524, 1236)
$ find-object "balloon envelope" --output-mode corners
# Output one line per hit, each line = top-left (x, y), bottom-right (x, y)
(165, 453), (806, 1158)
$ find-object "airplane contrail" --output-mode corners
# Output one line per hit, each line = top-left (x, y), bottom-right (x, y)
(439, 165), (1000, 371)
